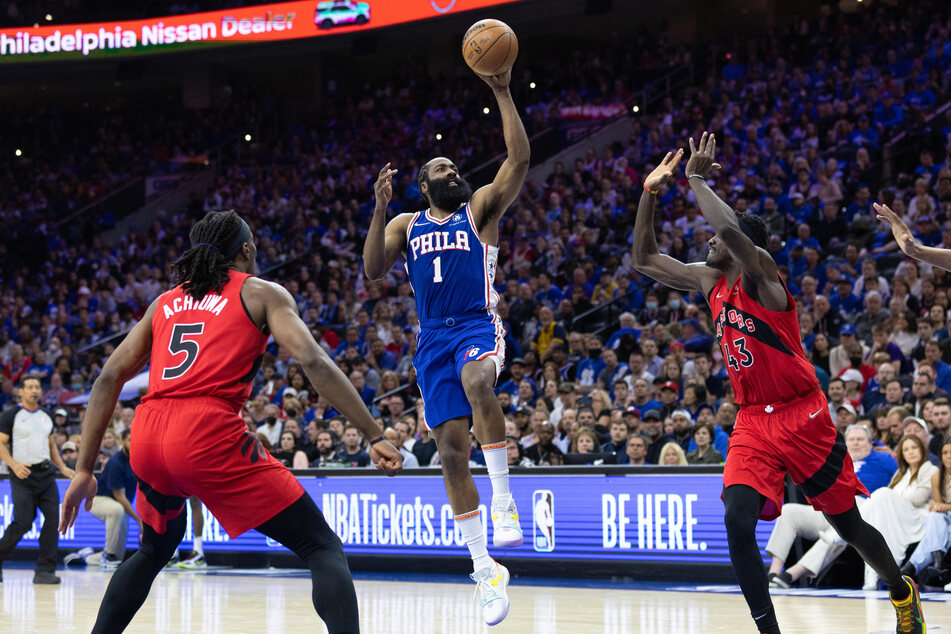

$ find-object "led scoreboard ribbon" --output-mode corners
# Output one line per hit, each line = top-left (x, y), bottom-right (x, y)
(0, 0), (520, 62)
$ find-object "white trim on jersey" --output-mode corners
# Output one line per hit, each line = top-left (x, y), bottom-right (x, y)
(424, 207), (456, 224)
(467, 203), (502, 313)
(405, 211), (421, 244)
(476, 312), (506, 378)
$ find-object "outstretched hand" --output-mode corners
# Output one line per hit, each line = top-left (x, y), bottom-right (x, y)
(643, 149), (684, 191)
(374, 163), (397, 210)
(685, 131), (722, 179)
(874, 202), (918, 256)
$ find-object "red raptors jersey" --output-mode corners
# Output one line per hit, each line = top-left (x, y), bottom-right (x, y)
(708, 274), (819, 407)
(143, 271), (268, 412)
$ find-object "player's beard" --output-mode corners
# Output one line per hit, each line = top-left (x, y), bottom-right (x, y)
(426, 175), (473, 211)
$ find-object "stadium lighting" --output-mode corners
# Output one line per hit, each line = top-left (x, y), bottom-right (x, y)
(632, 105), (640, 113)
(244, 134), (252, 142)
(529, 82), (536, 89)
(45, 14), (52, 21)
(483, 107), (490, 114)
(435, 133), (442, 141)
(14, 149), (22, 157)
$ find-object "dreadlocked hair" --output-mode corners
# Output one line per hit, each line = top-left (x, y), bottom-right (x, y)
(735, 211), (769, 250)
(170, 210), (244, 301)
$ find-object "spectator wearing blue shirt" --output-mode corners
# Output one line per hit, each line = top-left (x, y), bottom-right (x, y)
(687, 410), (730, 458)
(848, 114), (880, 149)
(334, 326), (366, 360)
(611, 273), (644, 312)
(349, 370), (376, 408)
(89, 430), (141, 569)
(680, 318), (714, 356)
(914, 149), (941, 184)
(534, 272), (563, 307)
(630, 377), (662, 416)
(335, 425), (371, 467)
(497, 358), (537, 398)
(846, 184), (874, 221)
(596, 349), (628, 395)
(873, 92), (904, 130)
(905, 76), (937, 110)
(786, 193), (814, 225)
(786, 244), (807, 280)
(576, 339), (606, 387)
(367, 339), (398, 372)
(605, 312), (640, 351)
(925, 340), (951, 395)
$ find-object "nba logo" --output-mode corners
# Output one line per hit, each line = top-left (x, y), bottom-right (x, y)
(532, 490), (555, 552)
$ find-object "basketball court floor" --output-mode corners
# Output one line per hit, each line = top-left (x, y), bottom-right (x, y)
(2, 563), (949, 633)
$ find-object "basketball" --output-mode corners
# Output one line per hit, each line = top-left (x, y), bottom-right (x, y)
(462, 19), (519, 76)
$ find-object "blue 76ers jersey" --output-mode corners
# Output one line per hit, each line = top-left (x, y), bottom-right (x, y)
(406, 203), (499, 321)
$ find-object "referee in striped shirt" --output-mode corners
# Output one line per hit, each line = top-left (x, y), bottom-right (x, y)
(0, 375), (75, 583)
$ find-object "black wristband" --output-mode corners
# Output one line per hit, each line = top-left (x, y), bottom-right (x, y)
(369, 436), (386, 446)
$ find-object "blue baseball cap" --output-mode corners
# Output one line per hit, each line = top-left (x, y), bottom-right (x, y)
(840, 324), (857, 336)
(681, 318), (702, 331)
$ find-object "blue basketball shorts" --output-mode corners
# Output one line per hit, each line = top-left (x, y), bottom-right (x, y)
(414, 311), (506, 428)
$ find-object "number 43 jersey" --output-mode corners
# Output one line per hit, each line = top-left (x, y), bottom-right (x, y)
(708, 274), (819, 407)
(144, 271), (268, 412)
(406, 203), (500, 322)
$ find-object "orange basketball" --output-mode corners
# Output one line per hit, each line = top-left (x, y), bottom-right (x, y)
(462, 19), (518, 76)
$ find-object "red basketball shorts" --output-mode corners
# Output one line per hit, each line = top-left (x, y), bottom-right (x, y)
(723, 389), (868, 521)
(130, 397), (304, 538)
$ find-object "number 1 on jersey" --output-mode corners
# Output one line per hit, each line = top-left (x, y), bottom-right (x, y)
(433, 256), (443, 283)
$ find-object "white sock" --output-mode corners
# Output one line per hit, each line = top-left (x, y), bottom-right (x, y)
(481, 442), (510, 498)
(193, 537), (204, 558)
(172, 548), (180, 559)
(455, 510), (492, 572)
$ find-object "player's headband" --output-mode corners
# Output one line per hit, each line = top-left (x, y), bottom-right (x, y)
(224, 218), (252, 258)
(195, 218), (252, 258)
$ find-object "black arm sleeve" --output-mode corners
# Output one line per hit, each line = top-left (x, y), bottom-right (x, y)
(0, 407), (15, 437)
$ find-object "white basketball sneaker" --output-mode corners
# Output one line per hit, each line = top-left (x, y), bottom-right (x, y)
(491, 494), (523, 547)
(471, 560), (510, 626)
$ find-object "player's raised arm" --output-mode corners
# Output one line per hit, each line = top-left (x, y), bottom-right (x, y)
(631, 150), (718, 294)
(364, 163), (410, 281)
(876, 202), (951, 272)
(684, 132), (786, 307)
(469, 70), (531, 223)
(258, 280), (403, 475)
(60, 301), (157, 533)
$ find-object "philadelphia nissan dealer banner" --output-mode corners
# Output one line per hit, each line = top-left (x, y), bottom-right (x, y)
(0, 0), (520, 63)
(0, 472), (775, 564)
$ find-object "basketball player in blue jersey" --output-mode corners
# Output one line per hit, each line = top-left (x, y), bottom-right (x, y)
(364, 68), (529, 627)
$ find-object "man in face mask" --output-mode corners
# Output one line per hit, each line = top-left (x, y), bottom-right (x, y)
(829, 324), (869, 377)
(661, 292), (685, 324)
(258, 404), (284, 447)
(640, 293), (662, 326)
(842, 341), (876, 390)
(576, 338), (606, 386)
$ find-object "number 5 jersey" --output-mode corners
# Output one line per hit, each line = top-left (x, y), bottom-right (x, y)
(144, 270), (268, 412)
(708, 274), (820, 408)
